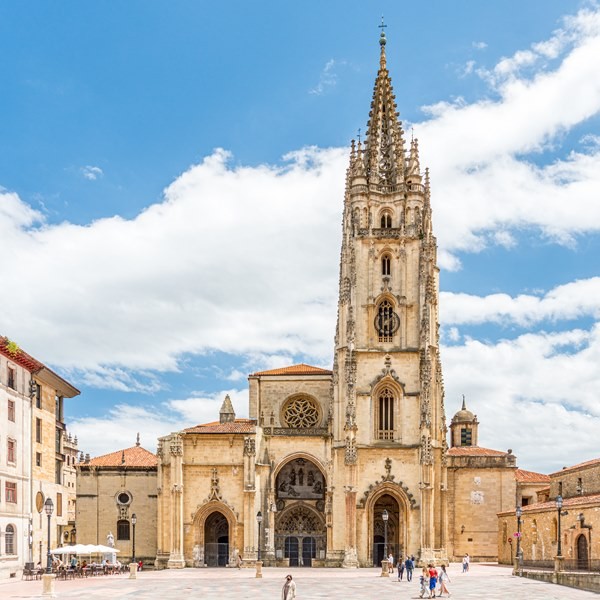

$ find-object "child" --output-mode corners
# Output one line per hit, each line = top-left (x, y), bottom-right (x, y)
(419, 566), (429, 598)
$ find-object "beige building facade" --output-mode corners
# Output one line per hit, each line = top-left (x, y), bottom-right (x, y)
(156, 30), (448, 569)
(76, 440), (158, 564)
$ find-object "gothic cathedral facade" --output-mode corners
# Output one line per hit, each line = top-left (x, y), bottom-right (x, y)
(155, 30), (448, 569)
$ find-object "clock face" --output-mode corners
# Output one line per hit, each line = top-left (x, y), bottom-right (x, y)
(374, 309), (400, 336)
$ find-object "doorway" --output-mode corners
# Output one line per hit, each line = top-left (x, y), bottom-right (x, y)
(204, 511), (229, 566)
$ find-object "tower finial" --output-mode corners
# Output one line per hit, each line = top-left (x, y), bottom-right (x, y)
(136, 432), (140, 447)
(378, 16), (387, 68)
(462, 394), (466, 410)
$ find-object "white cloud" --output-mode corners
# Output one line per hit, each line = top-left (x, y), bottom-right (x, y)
(472, 41), (488, 50)
(441, 277), (600, 326)
(81, 165), (104, 180)
(309, 59), (346, 95)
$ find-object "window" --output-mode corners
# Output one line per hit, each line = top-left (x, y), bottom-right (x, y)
(376, 387), (395, 440)
(7, 399), (15, 421)
(36, 452), (42, 467)
(5, 524), (15, 554)
(7, 366), (16, 390)
(36, 418), (42, 443)
(118, 492), (132, 505)
(55, 395), (64, 422)
(552, 517), (558, 542)
(6, 482), (17, 503)
(7, 438), (16, 463)
(460, 427), (472, 446)
(117, 519), (130, 540)
(35, 383), (42, 409)
(55, 427), (61, 453)
(282, 396), (320, 428)
(57, 492), (63, 517)
(376, 299), (398, 343)
(380, 212), (392, 228)
(381, 254), (391, 276)
(55, 459), (62, 484)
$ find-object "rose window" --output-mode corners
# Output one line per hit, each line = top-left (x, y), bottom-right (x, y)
(282, 397), (320, 428)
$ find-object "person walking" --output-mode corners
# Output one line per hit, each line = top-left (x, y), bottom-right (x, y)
(428, 564), (438, 599)
(462, 553), (470, 573)
(405, 555), (414, 582)
(282, 574), (296, 600)
(397, 558), (405, 581)
(418, 566), (429, 599)
(438, 564), (451, 597)
(388, 552), (394, 572)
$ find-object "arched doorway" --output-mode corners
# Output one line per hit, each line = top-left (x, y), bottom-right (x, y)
(275, 457), (326, 566)
(204, 511), (229, 566)
(576, 534), (588, 570)
(373, 494), (401, 567)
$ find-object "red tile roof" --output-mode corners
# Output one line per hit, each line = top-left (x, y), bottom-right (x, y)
(84, 446), (157, 468)
(520, 493), (600, 513)
(251, 363), (332, 376)
(0, 336), (44, 372)
(184, 419), (256, 434)
(549, 457), (600, 477)
(514, 469), (550, 484)
(447, 446), (508, 457)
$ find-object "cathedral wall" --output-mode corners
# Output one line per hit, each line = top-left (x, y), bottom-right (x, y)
(447, 466), (515, 561)
(76, 467), (157, 563)
(549, 462), (600, 498)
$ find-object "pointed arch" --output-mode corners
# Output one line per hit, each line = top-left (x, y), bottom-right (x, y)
(379, 209), (393, 228)
(375, 295), (399, 343)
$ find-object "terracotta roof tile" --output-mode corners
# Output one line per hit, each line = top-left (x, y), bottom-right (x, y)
(184, 419), (256, 434)
(549, 457), (600, 477)
(0, 336), (44, 373)
(84, 446), (157, 468)
(513, 493), (600, 514)
(447, 446), (508, 457)
(515, 468), (550, 483)
(251, 363), (332, 377)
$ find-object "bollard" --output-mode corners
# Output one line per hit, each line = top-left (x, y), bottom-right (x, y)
(129, 562), (138, 579)
(381, 559), (390, 577)
(255, 560), (263, 578)
(41, 573), (56, 598)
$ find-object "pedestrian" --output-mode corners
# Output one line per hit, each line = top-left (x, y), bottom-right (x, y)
(438, 564), (451, 597)
(397, 558), (405, 581)
(428, 564), (438, 599)
(282, 574), (296, 600)
(236, 552), (242, 569)
(419, 566), (429, 599)
(405, 555), (414, 581)
(462, 553), (468, 573)
(388, 552), (394, 571)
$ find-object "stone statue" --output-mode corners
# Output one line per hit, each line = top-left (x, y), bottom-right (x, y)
(107, 531), (114, 547)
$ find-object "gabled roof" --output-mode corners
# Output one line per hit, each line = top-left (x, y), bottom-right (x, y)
(83, 445), (157, 468)
(502, 492), (600, 515)
(447, 446), (508, 457)
(515, 468), (550, 484)
(251, 363), (332, 377)
(184, 418), (256, 434)
(549, 457), (600, 477)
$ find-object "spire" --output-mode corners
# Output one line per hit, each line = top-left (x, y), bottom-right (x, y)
(407, 137), (421, 178)
(364, 21), (406, 188)
(219, 394), (236, 424)
(461, 394), (467, 411)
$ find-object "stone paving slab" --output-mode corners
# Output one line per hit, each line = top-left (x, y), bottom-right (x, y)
(0, 563), (598, 599)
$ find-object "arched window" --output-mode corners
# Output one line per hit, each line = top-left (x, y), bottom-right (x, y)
(376, 388), (395, 440)
(552, 517), (558, 543)
(376, 299), (398, 343)
(117, 519), (130, 541)
(381, 254), (391, 276)
(5, 524), (15, 555)
(380, 212), (392, 228)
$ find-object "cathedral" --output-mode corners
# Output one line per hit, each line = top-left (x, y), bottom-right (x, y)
(155, 28), (448, 569)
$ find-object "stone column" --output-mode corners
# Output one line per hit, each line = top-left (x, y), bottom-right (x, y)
(167, 436), (186, 568)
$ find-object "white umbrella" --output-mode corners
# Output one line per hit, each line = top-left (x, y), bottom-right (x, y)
(91, 545), (120, 553)
(51, 544), (97, 555)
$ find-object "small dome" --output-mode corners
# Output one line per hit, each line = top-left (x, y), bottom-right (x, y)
(451, 396), (476, 423)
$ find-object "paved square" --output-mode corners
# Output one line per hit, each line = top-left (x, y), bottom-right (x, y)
(0, 564), (597, 599)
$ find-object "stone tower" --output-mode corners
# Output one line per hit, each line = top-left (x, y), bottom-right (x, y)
(331, 26), (447, 566)
(450, 396), (479, 448)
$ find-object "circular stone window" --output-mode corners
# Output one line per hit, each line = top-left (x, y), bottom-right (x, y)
(117, 491), (132, 505)
(282, 396), (321, 428)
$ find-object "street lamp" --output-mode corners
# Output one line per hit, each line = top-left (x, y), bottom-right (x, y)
(515, 506), (523, 566)
(131, 513), (137, 564)
(382, 509), (389, 560)
(44, 498), (54, 574)
(556, 496), (563, 557)
(256, 511), (263, 562)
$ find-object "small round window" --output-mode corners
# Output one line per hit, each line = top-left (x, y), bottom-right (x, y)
(117, 492), (131, 505)
(282, 396), (321, 428)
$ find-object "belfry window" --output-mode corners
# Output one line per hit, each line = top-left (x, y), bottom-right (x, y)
(380, 212), (392, 228)
(381, 255), (391, 276)
(376, 388), (394, 440)
(460, 427), (472, 446)
(375, 299), (398, 343)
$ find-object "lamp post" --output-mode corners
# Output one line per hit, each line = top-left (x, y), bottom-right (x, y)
(556, 496), (563, 557)
(256, 511), (263, 562)
(44, 498), (54, 574)
(382, 509), (389, 559)
(515, 506), (522, 567)
(131, 513), (137, 564)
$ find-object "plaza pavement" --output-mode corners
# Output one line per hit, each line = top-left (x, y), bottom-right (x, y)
(0, 563), (598, 599)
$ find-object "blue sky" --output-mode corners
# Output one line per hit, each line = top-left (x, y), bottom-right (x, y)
(1, 2), (599, 472)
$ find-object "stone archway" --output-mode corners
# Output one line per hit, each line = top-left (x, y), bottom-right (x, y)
(373, 494), (402, 566)
(204, 511), (229, 567)
(577, 534), (589, 570)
